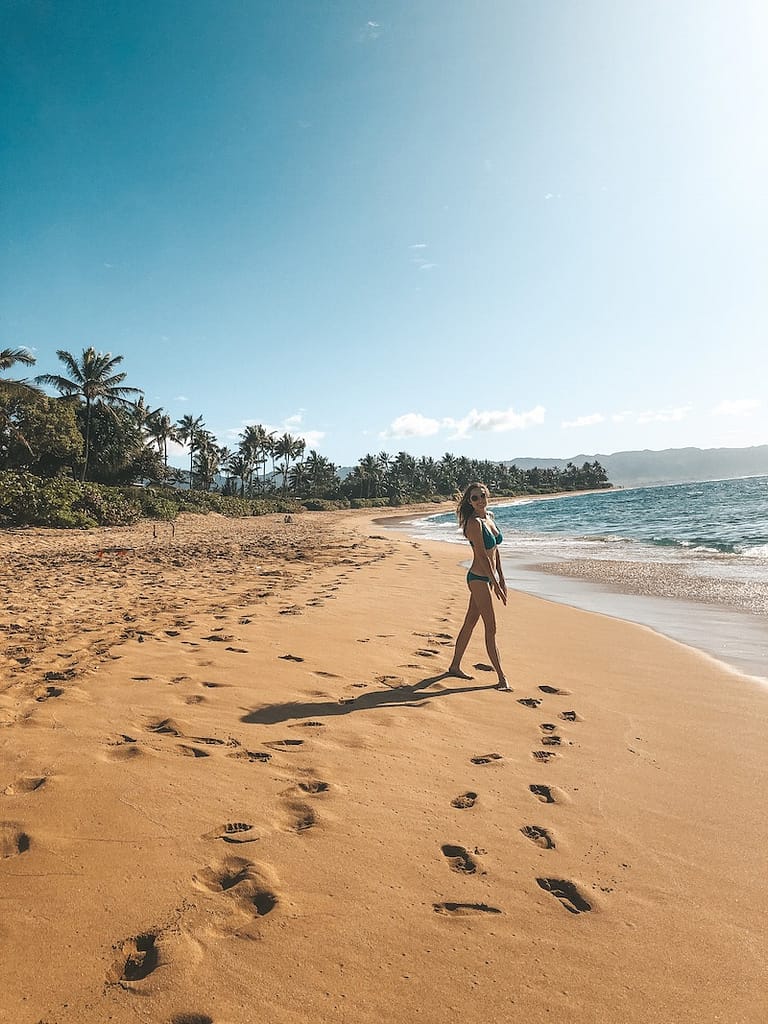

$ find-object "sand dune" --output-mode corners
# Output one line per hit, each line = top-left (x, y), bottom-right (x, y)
(1, 510), (766, 1024)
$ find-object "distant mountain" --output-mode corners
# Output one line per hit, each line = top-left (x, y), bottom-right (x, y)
(505, 445), (768, 487)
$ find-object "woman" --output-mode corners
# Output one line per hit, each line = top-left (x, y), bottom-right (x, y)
(447, 482), (511, 691)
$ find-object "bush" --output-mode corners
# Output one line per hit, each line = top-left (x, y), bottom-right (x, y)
(0, 471), (141, 528)
(302, 498), (351, 511)
(349, 497), (392, 509)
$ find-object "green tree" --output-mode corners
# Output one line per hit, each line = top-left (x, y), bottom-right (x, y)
(176, 413), (205, 489)
(147, 409), (178, 475)
(0, 394), (82, 474)
(36, 347), (143, 481)
(1, 347), (43, 457)
(274, 432), (305, 496)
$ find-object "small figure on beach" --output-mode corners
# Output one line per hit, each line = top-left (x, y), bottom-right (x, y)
(447, 482), (510, 691)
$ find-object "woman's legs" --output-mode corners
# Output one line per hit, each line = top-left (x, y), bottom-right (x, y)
(447, 592), (480, 678)
(466, 580), (509, 690)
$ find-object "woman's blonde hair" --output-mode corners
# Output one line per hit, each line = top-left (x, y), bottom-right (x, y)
(456, 481), (489, 535)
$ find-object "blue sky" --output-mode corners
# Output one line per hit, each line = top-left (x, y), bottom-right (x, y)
(3, 0), (766, 467)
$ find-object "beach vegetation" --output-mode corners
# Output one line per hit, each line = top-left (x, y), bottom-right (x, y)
(35, 348), (143, 482)
(3, 347), (610, 527)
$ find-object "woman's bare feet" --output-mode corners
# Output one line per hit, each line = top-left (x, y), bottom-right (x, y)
(496, 677), (512, 692)
(446, 665), (473, 680)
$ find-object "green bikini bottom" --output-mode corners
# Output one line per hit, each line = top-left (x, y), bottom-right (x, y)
(466, 571), (491, 584)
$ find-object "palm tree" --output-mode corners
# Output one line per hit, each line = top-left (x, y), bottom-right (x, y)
(192, 430), (222, 492)
(36, 347), (143, 481)
(176, 413), (205, 489)
(358, 453), (379, 498)
(1, 347), (42, 401)
(274, 432), (305, 496)
(1, 347), (42, 458)
(147, 410), (178, 475)
(224, 451), (249, 496)
(238, 424), (272, 494)
(287, 460), (309, 496)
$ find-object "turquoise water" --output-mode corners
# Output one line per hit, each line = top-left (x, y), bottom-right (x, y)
(402, 477), (768, 680)
(415, 477), (768, 562)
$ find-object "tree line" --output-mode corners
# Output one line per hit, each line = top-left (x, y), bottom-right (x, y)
(1, 346), (610, 503)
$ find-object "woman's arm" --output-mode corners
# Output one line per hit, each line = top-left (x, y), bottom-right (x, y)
(494, 547), (507, 604)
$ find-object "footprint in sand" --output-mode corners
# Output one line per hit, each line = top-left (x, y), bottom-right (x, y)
(433, 902), (502, 916)
(177, 745), (211, 758)
(287, 721), (325, 729)
(34, 685), (63, 702)
(0, 823), (30, 857)
(106, 743), (144, 761)
(296, 780), (330, 794)
(202, 822), (259, 844)
(541, 735), (562, 747)
(3, 776), (47, 796)
(279, 654), (304, 662)
(441, 844), (479, 874)
(521, 825), (556, 849)
(540, 723), (557, 733)
(277, 801), (316, 833)
(529, 784), (564, 804)
(225, 646), (249, 653)
(559, 710), (582, 722)
(451, 792), (477, 809)
(473, 663), (494, 672)
(536, 877), (592, 914)
(146, 717), (184, 736)
(227, 749), (272, 763)
(518, 698), (542, 709)
(532, 750), (557, 762)
(108, 932), (164, 985)
(264, 739), (304, 751)
(539, 685), (571, 696)
(471, 753), (502, 765)
(169, 1014), (213, 1024)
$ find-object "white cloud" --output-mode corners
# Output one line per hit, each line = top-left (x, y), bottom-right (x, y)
(445, 405), (546, 439)
(712, 398), (760, 417)
(408, 243), (427, 249)
(174, 395), (188, 402)
(561, 413), (605, 429)
(379, 405), (545, 442)
(361, 20), (381, 40)
(611, 410), (634, 423)
(380, 413), (442, 439)
(418, 263), (437, 271)
(636, 404), (692, 424)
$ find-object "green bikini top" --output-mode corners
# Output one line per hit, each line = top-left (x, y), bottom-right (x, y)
(469, 519), (503, 549)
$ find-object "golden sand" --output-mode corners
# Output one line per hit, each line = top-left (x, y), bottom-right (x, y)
(1, 510), (766, 1023)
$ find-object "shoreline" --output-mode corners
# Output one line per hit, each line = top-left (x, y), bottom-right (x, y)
(2, 511), (767, 1023)
(377, 508), (768, 684)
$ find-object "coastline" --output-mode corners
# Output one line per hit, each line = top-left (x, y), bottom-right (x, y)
(1, 511), (767, 1023)
(384, 502), (768, 684)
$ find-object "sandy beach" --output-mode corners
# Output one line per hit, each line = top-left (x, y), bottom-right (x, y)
(1, 509), (767, 1024)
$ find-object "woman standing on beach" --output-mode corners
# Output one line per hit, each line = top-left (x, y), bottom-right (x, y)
(448, 482), (511, 691)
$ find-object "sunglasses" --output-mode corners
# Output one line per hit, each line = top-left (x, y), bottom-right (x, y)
(469, 493), (486, 502)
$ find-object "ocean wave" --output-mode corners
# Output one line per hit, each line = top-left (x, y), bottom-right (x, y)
(649, 536), (738, 554)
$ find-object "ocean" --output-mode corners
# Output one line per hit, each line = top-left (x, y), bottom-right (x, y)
(403, 477), (768, 682)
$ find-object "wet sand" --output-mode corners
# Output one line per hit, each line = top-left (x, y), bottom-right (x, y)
(1, 510), (767, 1023)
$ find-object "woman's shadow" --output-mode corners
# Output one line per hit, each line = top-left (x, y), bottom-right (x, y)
(240, 671), (497, 726)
